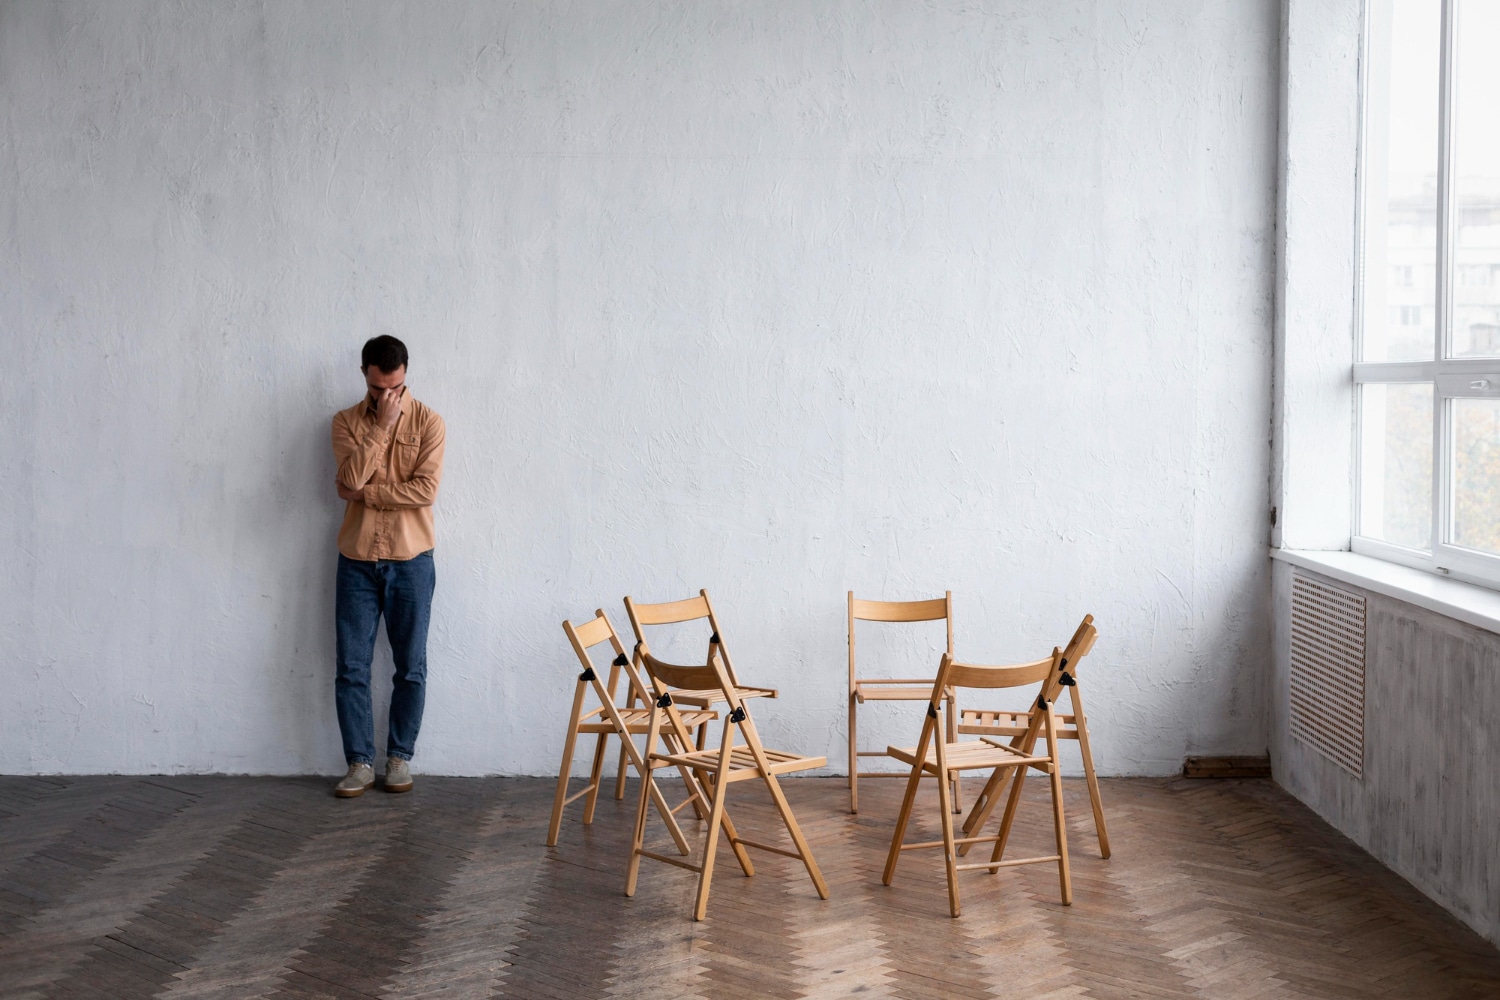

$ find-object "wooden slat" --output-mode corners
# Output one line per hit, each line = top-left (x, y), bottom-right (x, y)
(567, 613), (613, 648)
(627, 595), (710, 624)
(850, 596), (949, 623)
(946, 657), (1054, 690)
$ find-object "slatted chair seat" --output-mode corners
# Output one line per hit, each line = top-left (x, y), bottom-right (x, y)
(662, 685), (778, 708)
(958, 708), (1084, 737)
(574, 706), (717, 735)
(888, 738), (1054, 775)
(655, 745), (826, 780)
(855, 680), (940, 702)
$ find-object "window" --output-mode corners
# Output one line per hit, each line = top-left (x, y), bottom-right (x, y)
(1356, 0), (1500, 586)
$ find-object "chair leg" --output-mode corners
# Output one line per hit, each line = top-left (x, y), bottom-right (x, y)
(882, 761), (926, 885)
(1072, 691), (1111, 859)
(848, 693), (859, 814)
(701, 770), (755, 876)
(693, 763), (733, 921)
(936, 764), (961, 917)
(761, 772), (829, 899)
(624, 761), (655, 897)
(546, 690), (587, 848)
(582, 732), (609, 824)
(1048, 761), (1073, 905)
(945, 696), (962, 814)
(614, 736), (630, 800)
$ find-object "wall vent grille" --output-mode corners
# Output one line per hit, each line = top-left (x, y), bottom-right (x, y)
(1288, 572), (1366, 777)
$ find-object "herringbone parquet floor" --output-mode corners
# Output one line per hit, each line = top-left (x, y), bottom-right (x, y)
(1, 773), (1497, 998)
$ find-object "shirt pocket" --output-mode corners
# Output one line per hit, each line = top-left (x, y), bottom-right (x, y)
(394, 433), (421, 475)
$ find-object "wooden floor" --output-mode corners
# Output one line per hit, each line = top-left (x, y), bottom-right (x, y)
(1, 774), (1497, 999)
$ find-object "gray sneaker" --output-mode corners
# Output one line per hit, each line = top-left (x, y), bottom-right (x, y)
(384, 756), (413, 793)
(335, 762), (375, 798)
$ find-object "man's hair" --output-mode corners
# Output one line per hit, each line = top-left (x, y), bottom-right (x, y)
(361, 335), (409, 373)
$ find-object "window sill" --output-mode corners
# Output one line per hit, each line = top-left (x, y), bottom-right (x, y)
(1271, 548), (1500, 636)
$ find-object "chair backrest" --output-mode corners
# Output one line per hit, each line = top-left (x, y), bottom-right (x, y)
(561, 609), (650, 709)
(624, 590), (742, 686)
(935, 651), (1061, 703)
(1059, 615), (1097, 673)
(847, 591), (953, 691)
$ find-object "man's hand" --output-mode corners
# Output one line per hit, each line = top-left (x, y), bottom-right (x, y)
(337, 479), (365, 503)
(376, 385), (405, 429)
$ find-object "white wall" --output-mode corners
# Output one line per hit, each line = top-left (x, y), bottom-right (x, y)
(1, 1), (1280, 777)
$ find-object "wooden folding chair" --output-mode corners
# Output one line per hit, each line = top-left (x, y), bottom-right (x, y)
(623, 591), (779, 709)
(955, 616), (1108, 859)
(883, 650), (1072, 917)
(548, 609), (718, 852)
(848, 591), (960, 814)
(623, 601), (829, 921)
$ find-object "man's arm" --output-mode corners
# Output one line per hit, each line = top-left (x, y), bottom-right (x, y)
(364, 415), (445, 510)
(332, 409), (390, 491)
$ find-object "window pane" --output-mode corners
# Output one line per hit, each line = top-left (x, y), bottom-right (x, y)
(1360, 383), (1433, 548)
(1451, 397), (1500, 554)
(1361, 0), (1441, 362)
(1450, 0), (1500, 357)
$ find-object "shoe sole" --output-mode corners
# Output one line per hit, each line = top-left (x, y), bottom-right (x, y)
(334, 782), (374, 798)
(383, 780), (413, 793)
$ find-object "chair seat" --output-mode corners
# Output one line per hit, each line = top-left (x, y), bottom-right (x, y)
(666, 685), (777, 708)
(577, 708), (717, 735)
(957, 708), (1079, 737)
(653, 745), (826, 781)
(854, 681), (941, 703)
(887, 738), (1052, 775)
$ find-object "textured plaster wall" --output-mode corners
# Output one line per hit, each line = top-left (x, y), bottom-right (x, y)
(2, 1), (1279, 776)
(1271, 564), (1500, 948)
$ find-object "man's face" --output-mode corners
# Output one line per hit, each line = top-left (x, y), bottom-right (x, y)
(363, 364), (406, 404)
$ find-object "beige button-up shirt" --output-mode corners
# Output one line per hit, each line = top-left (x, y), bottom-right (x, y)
(332, 393), (446, 561)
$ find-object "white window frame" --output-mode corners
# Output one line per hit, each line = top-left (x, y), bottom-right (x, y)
(1353, 0), (1500, 591)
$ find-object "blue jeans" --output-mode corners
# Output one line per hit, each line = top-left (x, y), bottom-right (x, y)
(335, 550), (435, 765)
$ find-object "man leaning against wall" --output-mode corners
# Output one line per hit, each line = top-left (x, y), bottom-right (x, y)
(330, 336), (446, 797)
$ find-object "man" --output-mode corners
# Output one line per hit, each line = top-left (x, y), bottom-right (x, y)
(330, 335), (446, 797)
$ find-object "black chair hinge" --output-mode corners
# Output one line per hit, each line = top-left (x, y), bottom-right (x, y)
(1037, 694), (1050, 710)
(926, 703), (939, 719)
(1058, 671), (1076, 687)
(656, 692), (674, 708)
(612, 653), (628, 667)
(578, 666), (596, 682)
(709, 632), (721, 644)
(728, 706), (746, 723)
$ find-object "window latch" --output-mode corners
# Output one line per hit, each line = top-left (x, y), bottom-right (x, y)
(1471, 380), (1490, 390)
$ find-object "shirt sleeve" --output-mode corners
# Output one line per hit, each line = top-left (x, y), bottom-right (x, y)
(364, 413), (445, 510)
(332, 409), (391, 491)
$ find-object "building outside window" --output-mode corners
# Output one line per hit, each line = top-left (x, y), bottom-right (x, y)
(1356, 0), (1500, 586)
